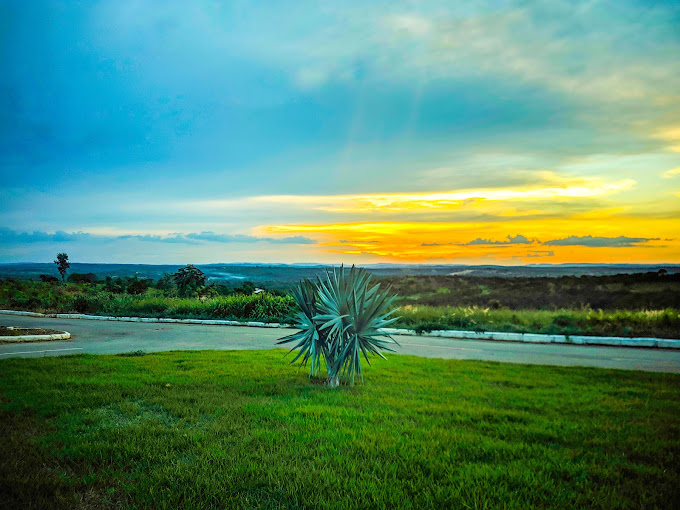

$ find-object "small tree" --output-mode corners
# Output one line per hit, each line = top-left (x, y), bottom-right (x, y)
(277, 266), (400, 387)
(104, 276), (126, 294)
(173, 264), (206, 297)
(68, 272), (98, 284)
(196, 284), (218, 301)
(235, 281), (256, 295)
(156, 273), (177, 293)
(54, 253), (70, 282)
(126, 276), (151, 295)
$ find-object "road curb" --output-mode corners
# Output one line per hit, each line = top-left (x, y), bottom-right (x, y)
(0, 329), (71, 342)
(2, 309), (679, 349)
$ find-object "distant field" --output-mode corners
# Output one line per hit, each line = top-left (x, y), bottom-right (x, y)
(1, 351), (678, 509)
(1, 262), (679, 285)
(380, 272), (680, 310)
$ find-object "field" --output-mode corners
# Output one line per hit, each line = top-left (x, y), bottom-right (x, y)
(2, 276), (680, 338)
(1, 351), (678, 509)
(2, 262), (678, 285)
(380, 272), (680, 310)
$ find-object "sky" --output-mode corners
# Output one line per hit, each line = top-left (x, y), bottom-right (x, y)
(1, 0), (679, 265)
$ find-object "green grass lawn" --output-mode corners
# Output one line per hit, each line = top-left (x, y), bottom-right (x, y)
(1, 351), (678, 509)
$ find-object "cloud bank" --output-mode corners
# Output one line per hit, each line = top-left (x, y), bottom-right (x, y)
(464, 235), (533, 246)
(543, 235), (659, 248)
(0, 228), (314, 246)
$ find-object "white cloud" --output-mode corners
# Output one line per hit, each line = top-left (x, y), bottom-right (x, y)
(663, 167), (680, 178)
(386, 14), (432, 36)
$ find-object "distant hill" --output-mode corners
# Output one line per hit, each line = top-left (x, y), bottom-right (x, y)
(0, 262), (678, 287)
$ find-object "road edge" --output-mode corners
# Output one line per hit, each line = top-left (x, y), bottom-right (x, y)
(1, 309), (679, 349)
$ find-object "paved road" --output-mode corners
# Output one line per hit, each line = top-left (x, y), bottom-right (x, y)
(1, 315), (679, 373)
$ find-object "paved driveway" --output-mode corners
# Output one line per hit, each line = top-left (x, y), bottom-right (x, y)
(1, 315), (679, 373)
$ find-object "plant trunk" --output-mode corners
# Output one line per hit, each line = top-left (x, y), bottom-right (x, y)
(323, 348), (340, 388)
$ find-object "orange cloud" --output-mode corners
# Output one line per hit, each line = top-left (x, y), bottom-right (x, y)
(263, 215), (680, 264)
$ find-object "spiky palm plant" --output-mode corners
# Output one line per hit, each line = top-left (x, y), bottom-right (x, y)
(277, 266), (400, 387)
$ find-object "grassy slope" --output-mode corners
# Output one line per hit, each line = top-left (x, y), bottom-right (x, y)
(1, 351), (678, 509)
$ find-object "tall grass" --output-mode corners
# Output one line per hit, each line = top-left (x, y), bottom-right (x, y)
(2, 281), (679, 337)
(397, 305), (680, 338)
(0, 281), (295, 323)
(97, 293), (296, 322)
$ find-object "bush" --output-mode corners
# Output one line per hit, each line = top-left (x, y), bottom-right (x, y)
(68, 273), (99, 284)
(278, 266), (399, 386)
(126, 276), (151, 295)
(488, 299), (502, 310)
(552, 314), (574, 327)
(71, 295), (92, 313)
(414, 323), (442, 335)
(104, 277), (126, 294)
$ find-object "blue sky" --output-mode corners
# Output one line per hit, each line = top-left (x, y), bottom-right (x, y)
(1, 0), (679, 264)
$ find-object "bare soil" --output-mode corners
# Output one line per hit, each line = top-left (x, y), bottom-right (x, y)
(0, 326), (63, 337)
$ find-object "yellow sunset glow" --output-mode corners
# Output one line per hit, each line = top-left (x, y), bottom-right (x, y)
(252, 178), (635, 213)
(655, 126), (680, 153)
(265, 215), (680, 264)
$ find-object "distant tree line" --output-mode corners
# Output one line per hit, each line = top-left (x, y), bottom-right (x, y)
(38, 255), (285, 298)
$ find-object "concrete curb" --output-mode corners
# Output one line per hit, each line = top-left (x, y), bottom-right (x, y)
(2, 309), (679, 349)
(0, 329), (71, 343)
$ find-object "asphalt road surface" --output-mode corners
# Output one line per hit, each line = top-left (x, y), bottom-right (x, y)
(1, 315), (679, 373)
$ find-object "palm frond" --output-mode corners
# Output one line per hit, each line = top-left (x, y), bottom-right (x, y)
(277, 265), (400, 385)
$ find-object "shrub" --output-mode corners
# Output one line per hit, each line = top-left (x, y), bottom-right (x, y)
(414, 323), (442, 335)
(71, 295), (91, 313)
(173, 265), (206, 297)
(126, 276), (151, 295)
(68, 273), (99, 284)
(552, 314), (574, 328)
(104, 277), (126, 294)
(278, 266), (399, 387)
(488, 299), (502, 310)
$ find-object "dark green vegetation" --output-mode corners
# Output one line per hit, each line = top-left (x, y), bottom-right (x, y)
(396, 306), (680, 338)
(2, 275), (680, 337)
(1, 262), (679, 285)
(1, 351), (678, 509)
(53, 253), (70, 282)
(383, 272), (680, 338)
(381, 273), (680, 338)
(172, 264), (207, 297)
(382, 272), (680, 310)
(0, 280), (295, 323)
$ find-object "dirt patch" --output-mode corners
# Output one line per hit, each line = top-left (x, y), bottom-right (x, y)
(0, 326), (63, 336)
